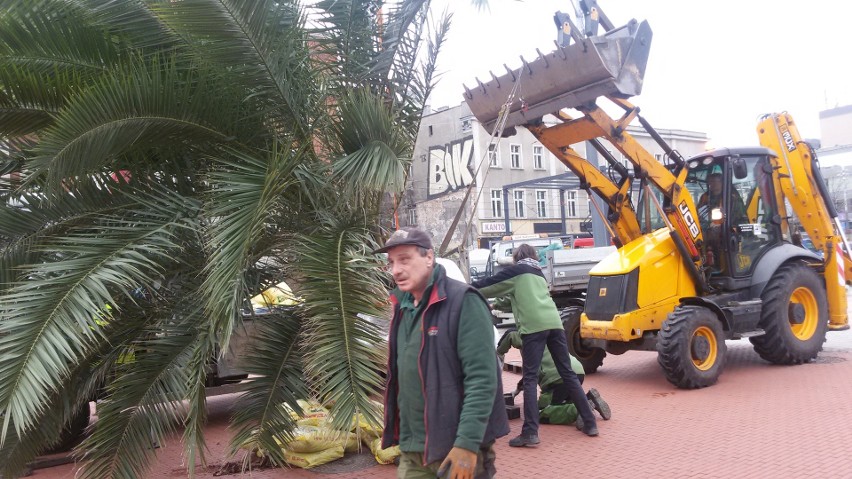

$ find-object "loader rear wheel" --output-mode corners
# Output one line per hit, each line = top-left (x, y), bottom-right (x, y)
(750, 263), (827, 364)
(561, 306), (605, 374)
(657, 305), (726, 389)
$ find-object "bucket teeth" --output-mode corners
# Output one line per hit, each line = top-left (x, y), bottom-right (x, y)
(465, 19), (653, 135)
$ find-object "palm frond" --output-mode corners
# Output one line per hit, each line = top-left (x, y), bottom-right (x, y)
(76, 319), (204, 479)
(0, 65), (67, 136)
(146, 0), (318, 135)
(389, 8), (452, 143)
(181, 324), (213, 475)
(327, 89), (411, 194)
(0, 204), (186, 443)
(0, 176), (132, 289)
(228, 308), (308, 467)
(201, 142), (304, 350)
(370, 0), (429, 84)
(78, 0), (180, 52)
(27, 55), (251, 189)
(0, 315), (138, 478)
(311, 0), (382, 81)
(296, 218), (388, 434)
(0, 373), (90, 478)
(0, 1), (119, 76)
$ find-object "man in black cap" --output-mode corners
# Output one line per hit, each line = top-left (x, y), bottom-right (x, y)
(376, 227), (509, 479)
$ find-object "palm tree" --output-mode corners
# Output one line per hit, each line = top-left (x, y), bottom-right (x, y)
(0, 1), (450, 477)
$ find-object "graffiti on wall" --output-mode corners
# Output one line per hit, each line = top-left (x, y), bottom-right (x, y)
(427, 137), (475, 199)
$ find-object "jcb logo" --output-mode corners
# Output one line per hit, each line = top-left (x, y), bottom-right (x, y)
(679, 201), (700, 239)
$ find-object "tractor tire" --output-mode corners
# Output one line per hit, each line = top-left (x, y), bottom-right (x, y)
(561, 306), (605, 373)
(657, 305), (726, 389)
(750, 262), (827, 364)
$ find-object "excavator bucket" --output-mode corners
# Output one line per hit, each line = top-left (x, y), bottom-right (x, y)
(464, 19), (653, 135)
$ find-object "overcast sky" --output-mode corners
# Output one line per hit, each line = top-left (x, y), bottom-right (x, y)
(427, 0), (852, 156)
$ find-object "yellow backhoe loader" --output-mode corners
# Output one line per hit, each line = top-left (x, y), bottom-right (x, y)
(464, 1), (852, 388)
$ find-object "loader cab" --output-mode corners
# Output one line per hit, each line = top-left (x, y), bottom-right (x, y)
(684, 148), (782, 285)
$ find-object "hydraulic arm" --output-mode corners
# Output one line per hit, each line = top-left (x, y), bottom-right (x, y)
(757, 113), (851, 329)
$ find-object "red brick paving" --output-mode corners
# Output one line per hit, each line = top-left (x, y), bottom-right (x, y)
(30, 332), (852, 479)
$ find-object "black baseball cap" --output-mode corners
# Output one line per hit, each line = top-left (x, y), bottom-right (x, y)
(373, 227), (434, 254)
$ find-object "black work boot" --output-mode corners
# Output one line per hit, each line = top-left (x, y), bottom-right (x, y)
(587, 388), (612, 420)
(574, 415), (599, 437)
(508, 434), (540, 447)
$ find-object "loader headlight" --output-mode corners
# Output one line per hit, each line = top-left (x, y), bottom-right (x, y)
(711, 208), (723, 222)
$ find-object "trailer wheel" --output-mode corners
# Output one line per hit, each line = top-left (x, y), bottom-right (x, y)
(657, 305), (726, 389)
(750, 262), (827, 364)
(561, 306), (605, 373)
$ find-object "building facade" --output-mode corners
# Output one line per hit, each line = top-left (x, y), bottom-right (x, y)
(402, 102), (709, 251)
(817, 105), (852, 233)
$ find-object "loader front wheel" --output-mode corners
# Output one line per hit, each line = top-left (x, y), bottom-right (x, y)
(657, 305), (726, 389)
(750, 262), (827, 364)
(561, 306), (605, 373)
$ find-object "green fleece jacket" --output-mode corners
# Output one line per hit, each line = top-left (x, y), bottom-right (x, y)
(393, 265), (497, 453)
(471, 261), (562, 335)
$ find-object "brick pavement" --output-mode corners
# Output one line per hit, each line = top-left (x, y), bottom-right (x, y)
(31, 329), (852, 479)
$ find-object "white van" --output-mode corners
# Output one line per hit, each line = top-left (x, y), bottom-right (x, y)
(467, 248), (490, 281)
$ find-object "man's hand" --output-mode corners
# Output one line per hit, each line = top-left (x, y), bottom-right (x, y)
(438, 447), (477, 479)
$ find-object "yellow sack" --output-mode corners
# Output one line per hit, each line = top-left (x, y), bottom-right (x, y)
(282, 426), (360, 454)
(368, 437), (400, 465)
(283, 444), (344, 469)
(280, 402), (300, 421)
(349, 413), (383, 440)
(295, 399), (329, 427)
(251, 281), (299, 308)
(340, 431), (360, 453)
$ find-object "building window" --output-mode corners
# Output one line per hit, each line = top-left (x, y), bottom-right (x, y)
(407, 207), (417, 226)
(488, 144), (500, 168)
(567, 191), (577, 217)
(514, 190), (525, 218)
(461, 118), (472, 131)
(536, 190), (547, 217)
(510, 144), (522, 169)
(533, 145), (544, 169)
(428, 125), (433, 136)
(490, 189), (503, 218)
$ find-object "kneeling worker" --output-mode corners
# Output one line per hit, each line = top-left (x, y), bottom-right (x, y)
(497, 329), (611, 428)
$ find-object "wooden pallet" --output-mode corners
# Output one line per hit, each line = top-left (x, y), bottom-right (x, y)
(503, 360), (523, 374)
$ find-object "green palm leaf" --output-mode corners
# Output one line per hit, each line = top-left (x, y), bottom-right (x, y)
(76, 319), (204, 479)
(296, 218), (388, 434)
(228, 308), (308, 467)
(0, 0), (446, 473)
(202, 142), (304, 350)
(0, 2), (118, 76)
(0, 206), (187, 443)
(146, 0), (318, 135)
(27, 56), (251, 189)
(328, 89), (411, 194)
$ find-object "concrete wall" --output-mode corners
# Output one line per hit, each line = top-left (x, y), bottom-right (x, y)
(820, 105), (852, 148)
